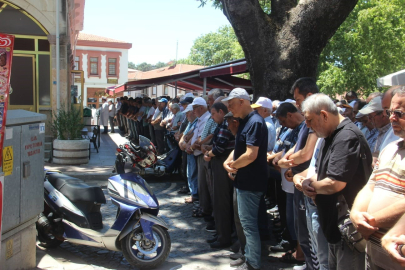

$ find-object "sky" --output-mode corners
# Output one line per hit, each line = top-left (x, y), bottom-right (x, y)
(83, 0), (230, 65)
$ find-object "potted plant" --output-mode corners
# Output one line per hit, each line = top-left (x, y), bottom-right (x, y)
(50, 105), (89, 165)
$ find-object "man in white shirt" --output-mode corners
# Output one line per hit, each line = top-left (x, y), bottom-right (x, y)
(108, 99), (115, 133)
(186, 98), (210, 208)
(147, 99), (157, 146)
(100, 97), (109, 134)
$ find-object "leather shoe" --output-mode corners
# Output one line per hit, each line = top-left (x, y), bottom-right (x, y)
(236, 262), (259, 270)
(206, 235), (218, 244)
(270, 239), (292, 252)
(230, 256), (245, 267)
(229, 251), (243, 260)
(209, 241), (231, 249)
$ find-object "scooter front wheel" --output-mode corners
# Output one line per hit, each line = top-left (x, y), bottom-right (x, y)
(121, 225), (171, 269)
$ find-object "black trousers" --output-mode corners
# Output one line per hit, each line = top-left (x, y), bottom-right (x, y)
(197, 154), (213, 215)
(211, 155), (234, 244)
(154, 129), (165, 155)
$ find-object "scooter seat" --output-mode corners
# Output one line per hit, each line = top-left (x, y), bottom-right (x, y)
(47, 173), (106, 204)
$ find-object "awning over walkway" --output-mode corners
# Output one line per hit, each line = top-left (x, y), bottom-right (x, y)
(105, 84), (126, 95)
(106, 59), (251, 95)
(377, 69), (405, 87)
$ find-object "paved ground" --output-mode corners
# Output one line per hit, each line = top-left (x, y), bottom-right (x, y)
(37, 128), (299, 270)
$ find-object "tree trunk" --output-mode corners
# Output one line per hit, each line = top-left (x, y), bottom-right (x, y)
(221, 0), (358, 100)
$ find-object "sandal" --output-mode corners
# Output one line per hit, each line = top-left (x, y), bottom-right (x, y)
(185, 196), (194, 204)
(279, 252), (305, 264)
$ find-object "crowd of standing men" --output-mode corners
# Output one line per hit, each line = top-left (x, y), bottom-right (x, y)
(102, 78), (405, 270)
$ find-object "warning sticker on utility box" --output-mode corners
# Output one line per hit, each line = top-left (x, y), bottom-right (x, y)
(3, 146), (13, 176)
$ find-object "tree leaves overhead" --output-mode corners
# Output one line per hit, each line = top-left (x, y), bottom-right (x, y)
(318, 0), (405, 97)
(128, 61), (169, 72)
(178, 25), (244, 66)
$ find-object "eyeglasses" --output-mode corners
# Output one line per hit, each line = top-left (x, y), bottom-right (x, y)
(192, 105), (201, 110)
(368, 111), (383, 120)
(386, 109), (405, 119)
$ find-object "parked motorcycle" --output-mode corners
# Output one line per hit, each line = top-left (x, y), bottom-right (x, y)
(114, 134), (182, 177)
(37, 138), (171, 269)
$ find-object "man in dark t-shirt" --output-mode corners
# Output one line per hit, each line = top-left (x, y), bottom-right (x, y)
(223, 88), (268, 270)
(301, 93), (372, 270)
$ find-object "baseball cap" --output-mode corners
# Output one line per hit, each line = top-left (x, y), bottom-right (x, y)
(183, 104), (193, 113)
(222, 88), (250, 102)
(190, 97), (207, 107)
(251, 97), (273, 110)
(356, 104), (368, 118)
(224, 111), (234, 119)
(273, 99), (296, 114)
(180, 97), (194, 104)
(158, 97), (168, 103)
(358, 96), (383, 115)
(342, 100), (357, 109)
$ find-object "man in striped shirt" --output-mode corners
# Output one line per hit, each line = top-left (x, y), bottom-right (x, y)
(351, 86), (405, 269)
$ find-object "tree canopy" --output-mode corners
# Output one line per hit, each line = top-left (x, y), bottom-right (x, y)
(318, 0), (405, 97)
(196, 0), (405, 98)
(178, 25), (243, 66)
(128, 61), (168, 72)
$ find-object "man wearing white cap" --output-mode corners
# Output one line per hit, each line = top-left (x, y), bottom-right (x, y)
(358, 96), (392, 162)
(179, 104), (199, 203)
(222, 88), (268, 270)
(186, 97), (211, 210)
(251, 97), (277, 152)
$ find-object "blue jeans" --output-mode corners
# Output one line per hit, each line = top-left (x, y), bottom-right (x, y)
(329, 241), (365, 270)
(286, 192), (297, 241)
(187, 154), (198, 197)
(237, 189), (263, 269)
(305, 196), (329, 270)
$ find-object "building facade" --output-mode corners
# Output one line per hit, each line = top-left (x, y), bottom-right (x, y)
(76, 33), (132, 108)
(0, 0), (85, 132)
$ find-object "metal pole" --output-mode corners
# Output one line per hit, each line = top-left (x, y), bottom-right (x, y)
(56, 0), (60, 111)
(203, 77), (207, 96)
(175, 81), (177, 98)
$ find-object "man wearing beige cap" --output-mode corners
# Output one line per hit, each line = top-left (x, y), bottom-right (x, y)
(223, 88), (268, 270)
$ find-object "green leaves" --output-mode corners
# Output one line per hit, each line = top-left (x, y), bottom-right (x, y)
(50, 105), (84, 140)
(318, 0), (405, 97)
(181, 25), (244, 66)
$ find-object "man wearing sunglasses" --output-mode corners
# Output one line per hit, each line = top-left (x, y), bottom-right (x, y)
(351, 86), (405, 269)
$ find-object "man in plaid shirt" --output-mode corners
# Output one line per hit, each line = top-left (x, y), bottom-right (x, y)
(204, 102), (235, 249)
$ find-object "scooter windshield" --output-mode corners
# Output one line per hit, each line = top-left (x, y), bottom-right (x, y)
(139, 135), (152, 150)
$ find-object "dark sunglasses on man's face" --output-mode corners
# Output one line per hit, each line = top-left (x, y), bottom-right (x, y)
(386, 109), (405, 119)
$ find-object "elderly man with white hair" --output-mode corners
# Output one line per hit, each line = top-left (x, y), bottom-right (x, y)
(167, 103), (184, 131)
(300, 93), (372, 270)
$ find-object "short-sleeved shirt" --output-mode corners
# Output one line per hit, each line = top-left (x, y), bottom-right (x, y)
(291, 123), (313, 175)
(137, 106), (146, 121)
(172, 111), (185, 128)
(201, 117), (218, 141)
(264, 116), (277, 152)
(315, 118), (372, 244)
(233, 110), (268, 192)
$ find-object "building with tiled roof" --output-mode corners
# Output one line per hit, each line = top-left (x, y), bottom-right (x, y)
(75, 33), (132, 108)
(126, 64), (204, 98)
(128, 64), (203, 81)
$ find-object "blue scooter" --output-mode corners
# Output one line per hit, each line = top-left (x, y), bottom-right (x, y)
(37, 137), (171, 269)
